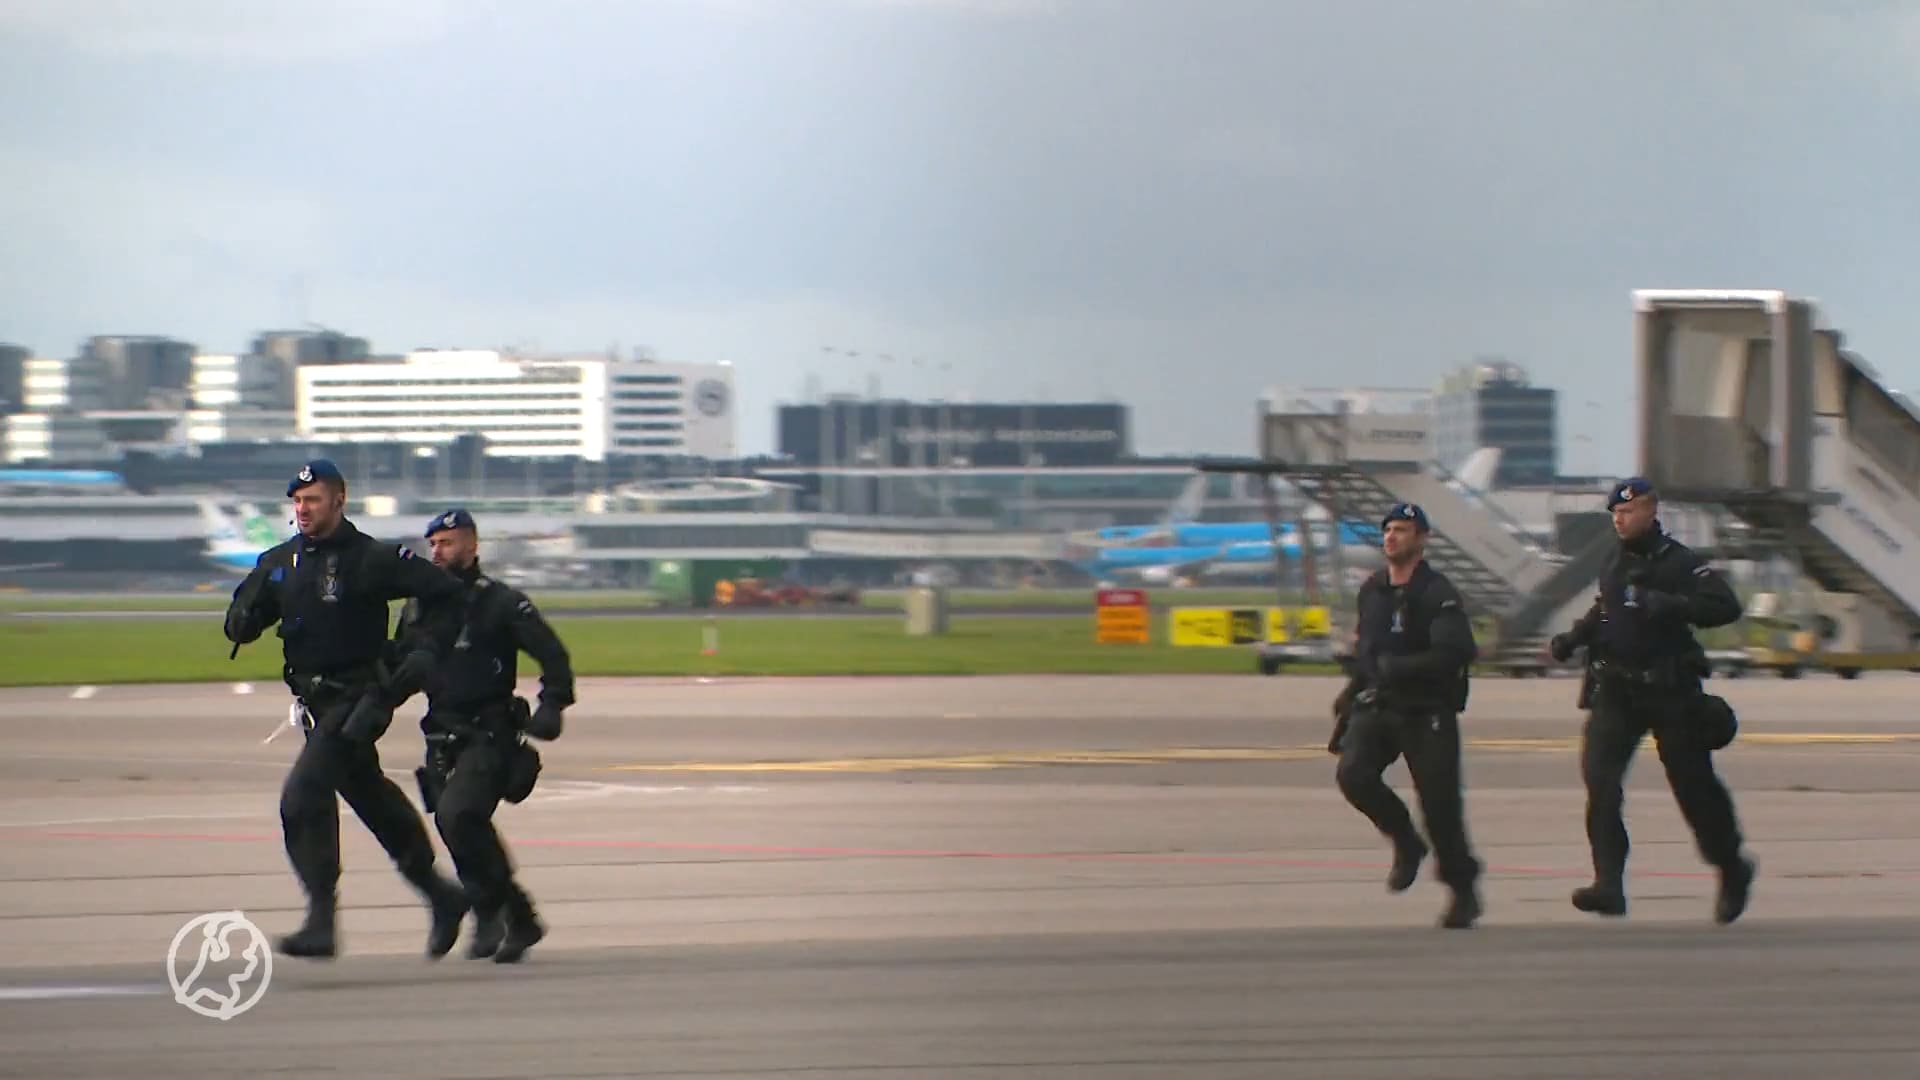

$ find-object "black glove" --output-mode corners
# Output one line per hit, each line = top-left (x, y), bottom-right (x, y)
(223, 610), (261, 644)
(1373, 653), (1405, 683)
(1640, 589), (1687, 620)
(525, 702), (564, 741)
(340, 693), (394, 743)
(1548, 633), (1576, 662)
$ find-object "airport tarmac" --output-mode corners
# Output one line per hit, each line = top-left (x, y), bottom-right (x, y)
(0, 674), (1915, 1078)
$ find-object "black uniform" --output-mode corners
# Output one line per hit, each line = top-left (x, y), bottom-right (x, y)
(398, 545), (574, 964)
(1330, 545), (1483, 929)
(1550, 483), (1753, 924)
(223, 475), (472, 960)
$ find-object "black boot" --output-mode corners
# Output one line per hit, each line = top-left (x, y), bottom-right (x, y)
(491, 893), (546, 965)
(426, 878), (469, 959)
(1387, 833), (1429, 893)
(467, 906), (504, 960)
(1572, 880), (1628, 917)
(277, 898), (337, 959)
(1714, 855), (1755, 925)
(1439, 884), (1481, 930)
(402, 863), (470, 959)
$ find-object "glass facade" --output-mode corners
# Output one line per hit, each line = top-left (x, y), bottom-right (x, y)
(1434, 377), (1558, 486)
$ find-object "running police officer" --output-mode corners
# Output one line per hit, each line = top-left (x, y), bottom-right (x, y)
(1548, 477), (1754, 924)
(222, 459), (472, 960)
(1327, 503), (1483, 929)
(400, 508), (573, 964)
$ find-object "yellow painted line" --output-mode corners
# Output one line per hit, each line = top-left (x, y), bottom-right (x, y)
(603, 747), (1327, 773)
(601, 732), (1920, 773)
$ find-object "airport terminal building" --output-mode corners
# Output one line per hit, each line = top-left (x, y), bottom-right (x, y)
(297, 350), (737, 461)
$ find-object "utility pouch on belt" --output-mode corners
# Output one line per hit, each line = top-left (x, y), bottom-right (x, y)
(1690, 692), (1738, 751)
(503, 740), (541, 804)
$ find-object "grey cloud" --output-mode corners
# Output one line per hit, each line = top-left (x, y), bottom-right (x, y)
(3, 0), (1918, 471)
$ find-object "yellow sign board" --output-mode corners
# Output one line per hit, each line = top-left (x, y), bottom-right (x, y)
(1168, 607), (1265, 647)
(1261, 605), (1333, 643)
(1167, 605), (1337, 647)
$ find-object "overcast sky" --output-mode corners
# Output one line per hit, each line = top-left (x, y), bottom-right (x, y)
(3, 0), (1917, 473)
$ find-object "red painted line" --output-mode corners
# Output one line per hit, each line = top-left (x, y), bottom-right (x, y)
(12, 827), (1740, 880)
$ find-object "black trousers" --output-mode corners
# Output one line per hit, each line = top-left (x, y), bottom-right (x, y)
(1582, 685), (1744, 886)
(432, 738), (531, 918)
(279, 698), (439, 907)
(1336, 704), (1482, 889)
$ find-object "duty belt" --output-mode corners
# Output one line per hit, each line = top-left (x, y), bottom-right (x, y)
(1352, 687), (1449, 715)
(1590, 658), (1676, 687)
(284, 662), (380, 703)
(425, 698), (527, 743)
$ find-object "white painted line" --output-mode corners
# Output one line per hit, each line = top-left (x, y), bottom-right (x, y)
(0, 811), (265, 829)
(523, 780), (769, 804)
(0, 985), (162, 1001)
(70, 686), (97, 700)
(232, 682), (253, 695)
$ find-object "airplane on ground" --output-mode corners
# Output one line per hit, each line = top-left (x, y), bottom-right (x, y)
(1069, 449), (1511, 587)
(0, 559), (63, 572)
(0, 468), (125, 494)
(197, 499), (287, 574)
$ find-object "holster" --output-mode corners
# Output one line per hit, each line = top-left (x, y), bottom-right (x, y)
(424, 698), (542, 805)
(414, 763), (446, 814)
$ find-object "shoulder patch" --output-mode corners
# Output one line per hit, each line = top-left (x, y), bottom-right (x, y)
(517, 598), (536, 616)
(1438, 598), (1459, 609)
(396, 545), (414, 559)
(1693, 564), (1714, 577)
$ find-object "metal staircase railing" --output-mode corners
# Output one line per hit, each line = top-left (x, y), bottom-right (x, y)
(1487, 526), (1616, 662)
(1286, 465), (1520, 617)
(1721, 502), (1920, 635)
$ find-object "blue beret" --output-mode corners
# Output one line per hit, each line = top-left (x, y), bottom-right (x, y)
(1381, 502), (1430, 532)
(425, 507), (477, 538)
(1607, 477), (1655, 510)
(287, 459), (344, 497)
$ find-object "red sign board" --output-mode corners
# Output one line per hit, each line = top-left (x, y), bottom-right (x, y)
(1096, 588), (1146, 608)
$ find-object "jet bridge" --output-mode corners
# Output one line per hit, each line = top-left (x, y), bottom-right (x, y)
(1635, 288), (1920, 668)
(1254, 409), (1614, 667)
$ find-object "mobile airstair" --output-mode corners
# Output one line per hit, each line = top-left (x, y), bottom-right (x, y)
(1252, 409), (1615, 669)
(1633, 289), (1920, 675)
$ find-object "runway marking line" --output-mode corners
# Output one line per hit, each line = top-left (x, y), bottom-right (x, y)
(10, 828), (1918, 883)
(602, 733), (1920, 773)
(1, 825), (1727, 879)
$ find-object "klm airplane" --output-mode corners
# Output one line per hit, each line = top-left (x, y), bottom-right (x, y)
(0, 468), (124, 493)
(1069, 449), (1507, 586)
(1072, 522), (1384, 586)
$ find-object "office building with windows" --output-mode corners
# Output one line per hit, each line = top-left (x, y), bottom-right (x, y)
(1433, 361), (1558, 486)
(295, 349), (735, 460)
